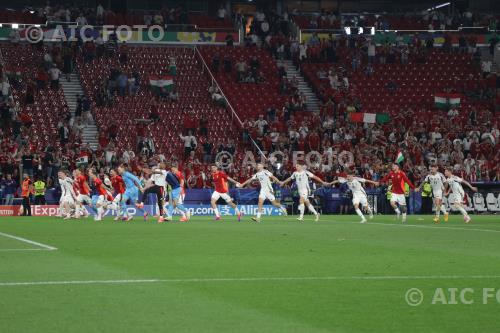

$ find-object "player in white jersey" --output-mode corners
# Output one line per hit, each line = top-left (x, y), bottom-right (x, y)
(444, 167), (477, 223)
(58, 170), (76, 219)
(281, 164), (327, 221)
(329, 174), (378, 223)
(238, 163), (288, 222)
(137, 163), (168, 222)
(416, 165), (449, 223)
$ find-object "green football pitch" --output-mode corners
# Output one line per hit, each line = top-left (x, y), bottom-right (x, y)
(1, 214), (500, 333)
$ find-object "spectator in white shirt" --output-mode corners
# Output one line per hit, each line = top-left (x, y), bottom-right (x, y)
(447, 108), (459, 118)
(430, 128), (442, 144)
(179, 131), (197, 158)
(96, 4), (104, 17)
(462, 135), (473, 153)
(217, 6), (226, 20)
(481, 60), (492, 78)
(76, 15), (88, 26)
(1, 78), (11, 97)
(254, 115), (268, 135)
(299, 43), (307, 61)
(367, 42), (376, 63)
(48, 65), (61, 89)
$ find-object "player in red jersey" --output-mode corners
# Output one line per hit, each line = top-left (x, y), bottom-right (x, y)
(74, 169), (91, 218)
(109, 169), (126, 220)
(210, 165), (242, 221)
(88, 168), (113, 221)
(379, 163), (415, 223)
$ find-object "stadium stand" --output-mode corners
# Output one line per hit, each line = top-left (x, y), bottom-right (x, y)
(76, 45), (240, 157)
(1, 43), (71, 152)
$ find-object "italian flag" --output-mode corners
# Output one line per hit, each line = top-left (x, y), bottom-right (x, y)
(349, 113), (391, 124)
(149, 75), (174, 92)
(434, 93), (462, 109)
(395, 150), (404, 164)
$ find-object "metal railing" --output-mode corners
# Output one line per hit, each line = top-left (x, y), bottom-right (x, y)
(193, 46), (267, 159)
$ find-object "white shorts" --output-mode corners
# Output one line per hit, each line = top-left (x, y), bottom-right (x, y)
(298, 190), (310, 200)
(60, 195), (74, 205)
(76, 194), (91, 204)
(113, 193), (123, 204)
(390, 193), (407, 206)
(258, 190), (276, 202)
(96, 195), (108, 206)
(433, 190), (443, 200)
(212, 191), (232, 203)
(449, 193), (464, 205)
(352, 193), (368, 206)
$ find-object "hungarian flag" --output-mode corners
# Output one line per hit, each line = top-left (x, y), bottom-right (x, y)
(448, 93), (461, 107)
(5, 67), (22, 80)
(434, 93), (448, 109)
(149, 76), (174, 92)
(349, 113), (390, 124)
(395, 150), (404, 164)
(434, 93), (462, 109)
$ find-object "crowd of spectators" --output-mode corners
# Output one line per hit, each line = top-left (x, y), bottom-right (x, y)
(1, 6), (500, 202)
(294, 9), (500, 31)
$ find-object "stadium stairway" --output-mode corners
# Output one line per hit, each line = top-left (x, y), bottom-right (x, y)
(279, 59), (320, 112)
(60, 73), (99, 150)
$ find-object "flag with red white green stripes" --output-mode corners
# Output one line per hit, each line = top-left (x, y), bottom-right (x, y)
(395, 151), (404, 164)
(349, 113), (391, 124)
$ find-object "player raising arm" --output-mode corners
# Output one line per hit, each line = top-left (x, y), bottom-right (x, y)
(330, 174), (378, 223)
(379, 163), (415, 223)
(415, 165), (449, 224)
(137, 162), (167, 222)
(280, 164), (327, 222)
(210, 165), (242, 221)
(238, 163), (288, 222)
(444, 167), (478, 223)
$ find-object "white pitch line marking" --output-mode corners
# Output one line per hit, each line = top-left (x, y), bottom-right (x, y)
(360, 221), (500, 234)
(0, 248), (48, 252)
(0, 232), (57, 250)
(2, 275), (500, 286)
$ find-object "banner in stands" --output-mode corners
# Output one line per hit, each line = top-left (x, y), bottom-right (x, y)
(300, 31), (500, 46)
(0, 26), (239, 45)
(0, 205), (20, 216)
(25, 204), (284, 217)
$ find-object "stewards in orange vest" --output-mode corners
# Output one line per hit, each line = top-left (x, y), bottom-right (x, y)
(21, 174), (33, 216)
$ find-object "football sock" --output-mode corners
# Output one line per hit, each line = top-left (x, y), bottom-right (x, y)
(307, 204), (318, 215)
(298, 204), (305, 218)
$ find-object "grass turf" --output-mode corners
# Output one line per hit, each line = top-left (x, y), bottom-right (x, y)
(0, 214), (499, 333)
